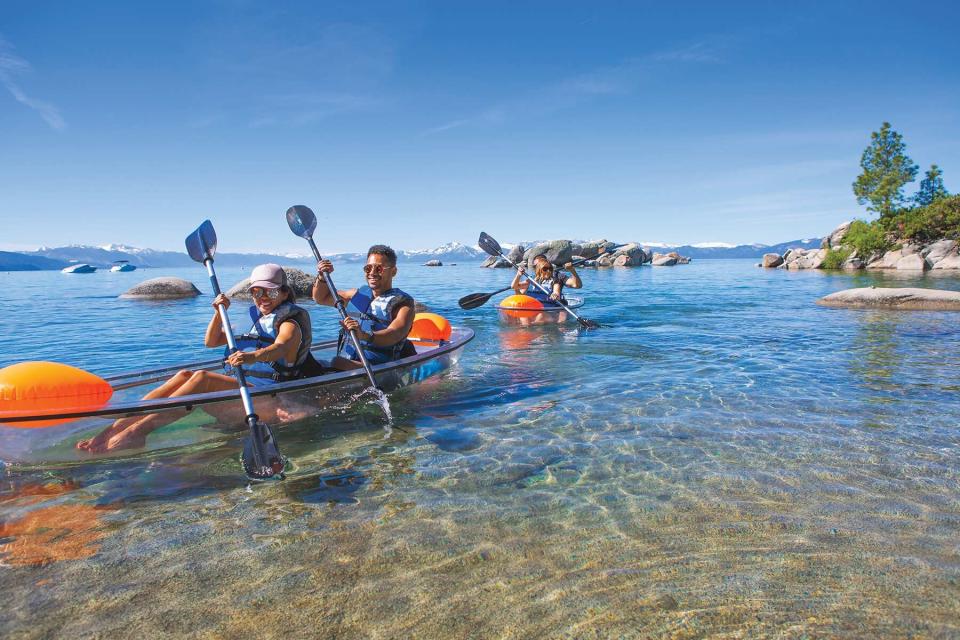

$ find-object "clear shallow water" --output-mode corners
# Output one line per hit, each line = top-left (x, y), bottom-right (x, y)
(1, 261), (959, 638)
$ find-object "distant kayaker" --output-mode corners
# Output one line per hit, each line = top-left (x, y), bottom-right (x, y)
(77, 264), (314, 452)
(313, 245), (416, 370)
(511, 254), (582, 305)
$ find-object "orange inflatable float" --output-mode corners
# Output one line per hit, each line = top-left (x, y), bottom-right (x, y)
(497, 294), (543, 319)
(407, 312), (452, 342)
(0, 361), (113, 428)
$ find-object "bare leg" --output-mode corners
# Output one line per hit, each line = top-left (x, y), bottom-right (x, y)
(89, 371), (239, 453)
(332, 356), (362, 371)
(77, 370), (197, 450)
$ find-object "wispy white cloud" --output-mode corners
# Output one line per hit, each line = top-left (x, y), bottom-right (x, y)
(424, 40), (723, 135)
(0, 36), (65, 130)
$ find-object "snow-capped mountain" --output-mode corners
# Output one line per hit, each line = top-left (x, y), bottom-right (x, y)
(400, 242), (485, 261)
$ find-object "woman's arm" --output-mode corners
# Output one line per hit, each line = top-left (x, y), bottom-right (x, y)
(226, 321), (301, 367)
(204, 294), (230, 347)
(563, 263), (582, 289)
(511, 269), (529, 294)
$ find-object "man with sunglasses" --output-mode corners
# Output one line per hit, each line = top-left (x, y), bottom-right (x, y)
(313, 245), (416, 371)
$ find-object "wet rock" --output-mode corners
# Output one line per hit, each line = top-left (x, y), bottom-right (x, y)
(762, 253), (784, 268)
(423, 259), (442, 267)
(817, 287), (960, 310)
(120, 277), (201, 299)
(226, 267), (315, 300)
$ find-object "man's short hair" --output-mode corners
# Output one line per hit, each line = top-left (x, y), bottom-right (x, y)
(368, 244), (398, 266)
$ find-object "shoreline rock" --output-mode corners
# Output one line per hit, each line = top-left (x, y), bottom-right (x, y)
(479, 239), (687, 268)
(120, 277), (201, 300)
(817, 287), (960, 310)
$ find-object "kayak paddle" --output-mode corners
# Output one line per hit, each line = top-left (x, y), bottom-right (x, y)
(457, 246), (622, 310)
(185, 220), (287, 481)
(477, 232), (601, 329)
(285, 205), (381, 392)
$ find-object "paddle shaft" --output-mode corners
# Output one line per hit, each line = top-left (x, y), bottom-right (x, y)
(203, 259), (258, 419)
(305, 237), (380, 390)
(460, 254), (605, 309)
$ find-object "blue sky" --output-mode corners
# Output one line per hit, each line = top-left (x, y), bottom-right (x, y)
(1, 1), (958, 253)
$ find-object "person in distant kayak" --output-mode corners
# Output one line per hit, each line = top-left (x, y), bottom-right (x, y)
(313, 245), (416, 370)
(511, 254), (582, 305)
(77, 264), (314, 453)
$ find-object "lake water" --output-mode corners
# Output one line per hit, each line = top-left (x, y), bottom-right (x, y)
(1, 260), (959, 638)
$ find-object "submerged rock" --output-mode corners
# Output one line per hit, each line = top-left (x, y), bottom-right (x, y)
(227, 267), (315, 300)
(120, 277), (201, 300)
(817, 287), (960, 310)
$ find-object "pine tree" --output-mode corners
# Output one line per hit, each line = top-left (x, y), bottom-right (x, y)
(913, 164), (949, 206)
(852, 122), (918, 219)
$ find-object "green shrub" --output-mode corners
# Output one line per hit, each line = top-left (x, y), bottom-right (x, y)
(897, 195), (960, 244)
(822, 247), (853, 270)
(843, 220), (891, 260)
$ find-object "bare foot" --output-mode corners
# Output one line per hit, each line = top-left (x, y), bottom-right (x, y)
(86, 426), (148, 453)
(76, 422), (126, 451)
(275, 403), (315, 423)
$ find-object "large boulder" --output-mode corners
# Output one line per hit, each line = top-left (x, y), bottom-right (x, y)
(762, 253), (784, 268)
(651, 254), (678, 267)
(866, 248), (903, 270)
(120, 277), (201, 300)
(609, 243), (647, 266)
(818, 287), (960, 310)
(505, 244), (525, 263)
(424, 259), (443, 267)
(895, 254), (929, 271)
(923, 239), (957, 266)
(578, 240), (615, 259)
(227, 267), (315, 300)
(824, 221), (852, 249)
(523, 240), (575, 267)
(932, 252), (960, 270)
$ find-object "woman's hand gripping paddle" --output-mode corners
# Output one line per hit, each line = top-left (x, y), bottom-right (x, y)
(457, 247), (622, 310)
(185, 220), (286, 481)
(285, 205), (381, 393)
(477, 232), (601, 329)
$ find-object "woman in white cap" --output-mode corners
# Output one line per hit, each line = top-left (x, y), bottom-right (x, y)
(77, 264), (314, 453)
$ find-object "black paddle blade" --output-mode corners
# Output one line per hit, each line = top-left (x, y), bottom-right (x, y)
(241, 421), (287, 481)
(286, 205), (318, 239)
(478, 232), (503, 257)
(579, 318), (602, 330)
(185, 220), (217, 263)
(458, 291), (493, 310)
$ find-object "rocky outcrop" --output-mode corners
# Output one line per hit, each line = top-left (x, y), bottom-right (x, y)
(776, 220), (960, 271)
(576, 240), (615, 259)
(423, 259), (443, 267)
(120, 277), (201, 300)
(481, 256), (511, 268)
(650, 251), (690, 266)
(523, 240), (575, 268)
(227, 267), (315, 300)
(818, 287), (960, 310)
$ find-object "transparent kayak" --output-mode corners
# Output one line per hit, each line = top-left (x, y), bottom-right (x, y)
(0, 327), (474, 464)
(495, 296), (584, 325)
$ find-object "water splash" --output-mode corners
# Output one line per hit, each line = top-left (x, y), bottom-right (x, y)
(366, 387), (394, 436)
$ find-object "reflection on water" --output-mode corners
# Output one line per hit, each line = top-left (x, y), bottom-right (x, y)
(1, 262), (959, 637)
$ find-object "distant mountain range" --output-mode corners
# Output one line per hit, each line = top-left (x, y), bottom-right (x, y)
(0, 238), (823, 271)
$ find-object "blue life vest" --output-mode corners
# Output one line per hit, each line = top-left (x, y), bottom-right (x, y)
(226, 303), (313, 381)
(525, 272), (567, 306)
(341, 286), (414, 361)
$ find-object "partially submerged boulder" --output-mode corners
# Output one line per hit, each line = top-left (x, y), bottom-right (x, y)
(762, 253), (784, 268)
(818, 287), (960, 310)
(120, 277), (201, 300)
(227, 267), (315, 300)
(424, 259), (443, 267)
